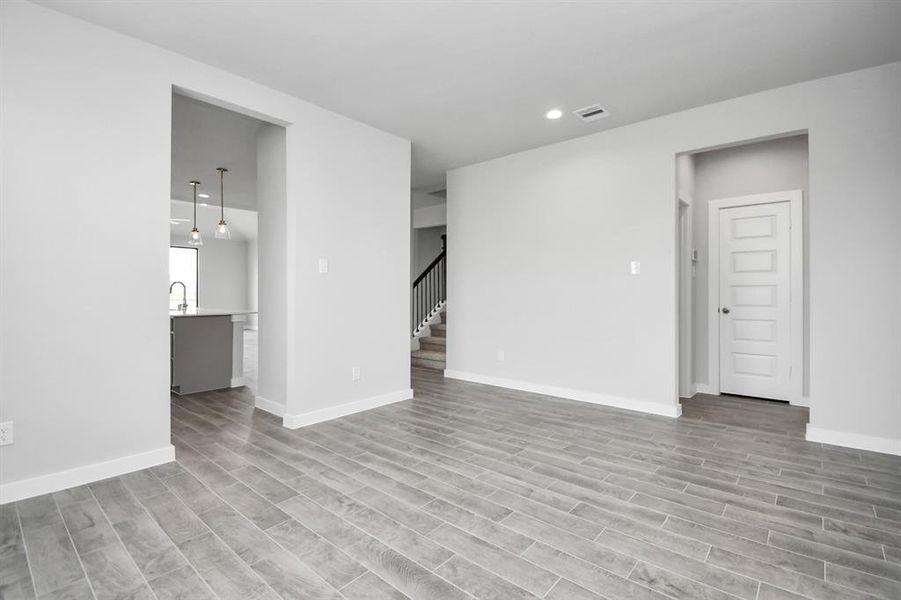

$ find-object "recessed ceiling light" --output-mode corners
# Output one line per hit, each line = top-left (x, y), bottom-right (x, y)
(198, 193), (210, 198)
(545, 109), (563, 120)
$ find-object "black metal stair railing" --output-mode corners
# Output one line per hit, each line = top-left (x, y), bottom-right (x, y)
(411, 235), (446, 335)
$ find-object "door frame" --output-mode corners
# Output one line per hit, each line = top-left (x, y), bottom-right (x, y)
(706, 190), (804, 405)
(678, 198), (693, 399)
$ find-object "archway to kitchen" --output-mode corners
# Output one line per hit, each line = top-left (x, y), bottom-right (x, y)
(167, 89), (288, 418)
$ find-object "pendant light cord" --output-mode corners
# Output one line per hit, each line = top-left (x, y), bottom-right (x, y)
(220, 169), (225, 221)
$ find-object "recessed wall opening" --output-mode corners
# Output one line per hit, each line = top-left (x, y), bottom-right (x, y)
(676, 133), (810, 432)
(167, 91), (287, 415)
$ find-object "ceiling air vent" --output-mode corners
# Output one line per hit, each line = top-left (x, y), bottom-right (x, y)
(573, 104), (610, 123)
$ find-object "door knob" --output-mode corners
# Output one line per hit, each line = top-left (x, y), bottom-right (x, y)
(721, 307), (730, 314)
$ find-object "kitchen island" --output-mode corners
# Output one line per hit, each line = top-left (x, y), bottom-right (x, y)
(170, 308), (257, 395)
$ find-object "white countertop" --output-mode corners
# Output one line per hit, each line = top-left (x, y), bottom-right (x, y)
(169, 308), (258, 318)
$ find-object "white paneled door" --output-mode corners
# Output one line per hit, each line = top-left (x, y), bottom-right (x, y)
(718, 202), (791, 400)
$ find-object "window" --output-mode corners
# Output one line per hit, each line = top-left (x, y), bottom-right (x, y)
(169, 246), (198, 309)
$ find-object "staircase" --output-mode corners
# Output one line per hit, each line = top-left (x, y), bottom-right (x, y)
(411, 309), (446, 370)
(411, 235), (447, 371)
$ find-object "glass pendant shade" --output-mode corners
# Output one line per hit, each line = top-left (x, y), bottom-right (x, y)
(215, 220), (231, 240)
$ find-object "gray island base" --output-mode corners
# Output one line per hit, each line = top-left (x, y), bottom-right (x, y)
(170, 309), (256, 395)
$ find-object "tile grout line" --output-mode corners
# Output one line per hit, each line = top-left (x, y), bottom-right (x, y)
(49, 493), (101, 600)
(164, 436), (350, 600)
(178, 380), (900, 600)
(179, 404), (568, 599)
(88, 480), (219, 598)
(81, 484), (168, 600)
(12, 503), (41, 600)
(178, 409), (518, 600)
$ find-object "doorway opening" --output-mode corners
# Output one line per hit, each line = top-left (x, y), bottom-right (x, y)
(410, 189), (448, 375)
(167, 91), (286, 411)
(676, 134), (810, 423)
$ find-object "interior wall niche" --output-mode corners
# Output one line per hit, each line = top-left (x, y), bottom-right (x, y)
(678, 133), (810, 400)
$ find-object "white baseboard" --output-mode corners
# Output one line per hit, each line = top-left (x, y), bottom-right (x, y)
(444, 370), (681, 418)
(679, 384), (697, 399)
(806, 426), (901, 456)
(283, 388), (413, 429)
(230, 376), (246, 388)
(0, 445), (175, 505)
(254, 395), (286, 417)
(694, 383), (716, 395)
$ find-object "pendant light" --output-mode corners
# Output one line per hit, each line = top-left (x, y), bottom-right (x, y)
(187, 180), (203, 246)
(214, 167), (231, 240)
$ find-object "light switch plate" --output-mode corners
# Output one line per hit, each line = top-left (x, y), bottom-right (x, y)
(351, 366), (360, 381)
(630, 261), (641, 275)
(318, 258), (329, 274)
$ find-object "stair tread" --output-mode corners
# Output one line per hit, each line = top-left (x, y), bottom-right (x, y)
(412, 349), (446, 360)
(420, 336), (446, 345)
(411, 360), (445, 371)
(431, 323), (447, 331)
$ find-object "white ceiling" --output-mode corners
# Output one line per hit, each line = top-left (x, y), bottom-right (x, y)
(171, 93), (264, 210)
(40, 1), (901, 189)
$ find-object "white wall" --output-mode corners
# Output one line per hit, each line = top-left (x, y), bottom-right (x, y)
(448, 63), (901, 453)
(256, 125), (287, 412)
(412, 226), (446, 281)
(0, 0), (411, 501)
(413, 203), (447, 229)
(246, 238), (259, 329)
(690, 135), (810, 393)
(171, 236), (249, 310)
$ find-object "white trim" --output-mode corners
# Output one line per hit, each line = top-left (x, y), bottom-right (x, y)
(282, 389), (413, 429)
(707, 190), (804, 404)
(806, 426), (901, 456)
(678, 199), (693, 400)
(254, 395), (286, 417)
(0, 445), (175, 505)
(694, 383), (716, 395)
(230, 376), (246, 388)
(444, 370), (681, 418)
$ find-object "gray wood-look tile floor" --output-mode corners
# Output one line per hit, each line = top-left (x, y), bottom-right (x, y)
(4, 368), (901, 600)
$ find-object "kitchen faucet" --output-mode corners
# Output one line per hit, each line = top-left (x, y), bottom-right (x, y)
(169, 281), (188, 312)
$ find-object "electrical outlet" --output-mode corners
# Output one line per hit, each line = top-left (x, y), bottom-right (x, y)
(497, 350), (505, 362)
(351, 366), (361, 381)
(0, 421), (13, 446)
(318, 258), (329, 274)
(630, 260), (641, 275)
